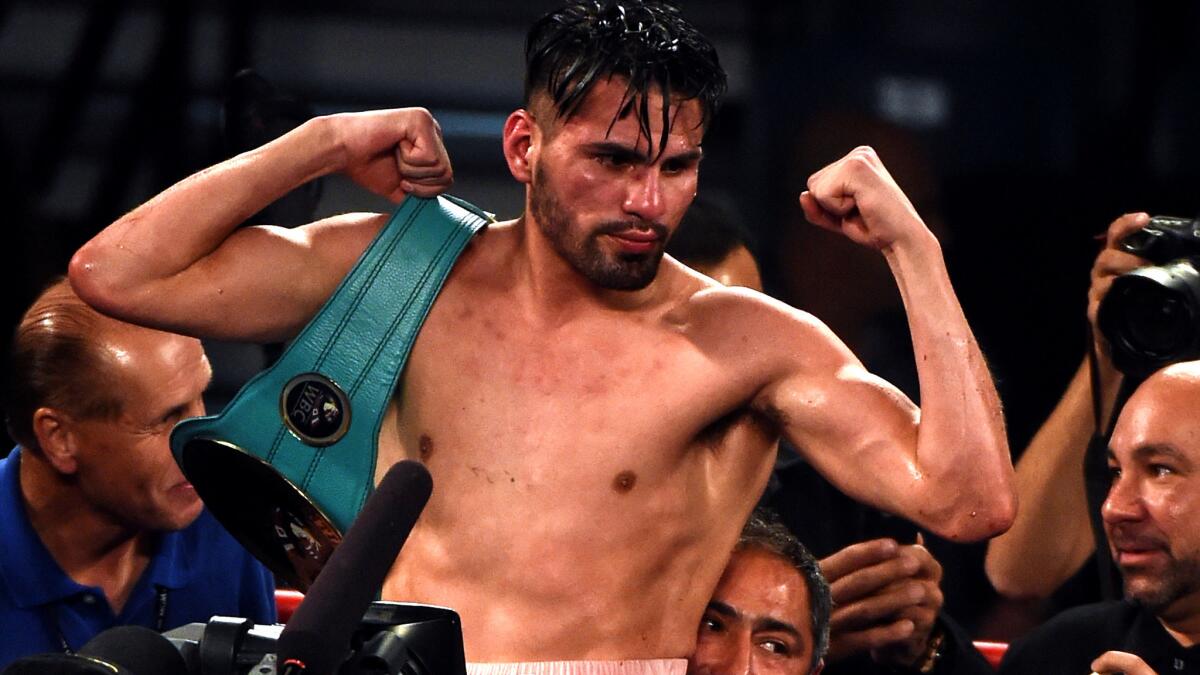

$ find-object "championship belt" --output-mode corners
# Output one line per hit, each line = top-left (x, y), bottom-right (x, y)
(170, 195), (490, 590)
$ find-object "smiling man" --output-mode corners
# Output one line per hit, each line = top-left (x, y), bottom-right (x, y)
(999, 360), (1200, 675)
(68, 1), (1012, 670)
(0, 279), (274, 668)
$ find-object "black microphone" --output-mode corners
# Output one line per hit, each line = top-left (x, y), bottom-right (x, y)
(277, 459), (433, 675)
(79, 626), (189, 674)
(0, 655), (125, 675)
(0, 625), (186, 675)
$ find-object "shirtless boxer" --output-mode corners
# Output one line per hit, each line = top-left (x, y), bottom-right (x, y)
(68, 0), (1014, 667)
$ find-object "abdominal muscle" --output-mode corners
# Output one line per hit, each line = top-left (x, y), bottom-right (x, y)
(381, 480), (743, 662)
(372, 406), (778, 663)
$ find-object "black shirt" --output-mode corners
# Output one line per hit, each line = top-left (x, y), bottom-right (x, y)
(1000, 600), (1200, 674)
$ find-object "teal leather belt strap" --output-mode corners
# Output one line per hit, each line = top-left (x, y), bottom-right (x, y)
(170, 195), (490, 589)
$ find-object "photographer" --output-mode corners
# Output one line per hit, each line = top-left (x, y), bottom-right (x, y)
(987, 211), (1200, 603)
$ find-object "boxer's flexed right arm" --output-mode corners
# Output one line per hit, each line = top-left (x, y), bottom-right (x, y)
(69, 108), (453, 342)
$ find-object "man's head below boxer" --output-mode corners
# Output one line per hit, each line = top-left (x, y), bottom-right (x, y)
(6, 278), (211, 532)
(689, 510), (831, 675)
(504, 1), (727, 291)
(1104, 360), (1200, 618)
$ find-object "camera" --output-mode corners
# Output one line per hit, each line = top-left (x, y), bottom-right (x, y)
(0, 602), (465, 675)
(1097, 215), (1200, 376)
(165, 602), (465, 675)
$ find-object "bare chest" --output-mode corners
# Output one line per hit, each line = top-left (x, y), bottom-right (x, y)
(377, 284), (784, 659)
(386, 290), (767, 496)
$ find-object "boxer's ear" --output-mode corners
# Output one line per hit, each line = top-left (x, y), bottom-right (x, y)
(32, 407), (79, 474)
(503, 109), (538, 184)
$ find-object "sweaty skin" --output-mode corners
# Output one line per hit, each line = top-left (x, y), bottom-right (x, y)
(69, 80), (1013, 662)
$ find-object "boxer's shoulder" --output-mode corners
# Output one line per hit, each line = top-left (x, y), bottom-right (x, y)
(668, 276), (794, 340)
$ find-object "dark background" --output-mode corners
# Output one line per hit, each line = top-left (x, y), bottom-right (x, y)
(0, 0), (1196, 639)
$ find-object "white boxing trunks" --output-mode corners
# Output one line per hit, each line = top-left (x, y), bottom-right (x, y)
(467, 660), (687, 675)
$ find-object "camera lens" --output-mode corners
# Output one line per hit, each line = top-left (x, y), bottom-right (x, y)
(1099, 259), (1200, 375)
(1120, 288), (1191, 356)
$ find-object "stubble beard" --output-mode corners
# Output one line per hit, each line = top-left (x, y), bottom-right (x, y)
(1123, 550), (1200, 613)
(530, 165), (667, 291)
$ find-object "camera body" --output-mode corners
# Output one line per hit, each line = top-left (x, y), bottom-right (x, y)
(0, 603), (465, 675)
(1116, 216), (1200, 261)
(164, 602), (466, 675)
(1098, 215), (1200, 376)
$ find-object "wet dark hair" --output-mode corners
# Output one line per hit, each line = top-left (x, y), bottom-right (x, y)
(738, 508), (831, 674)
(524, 0), (726, 156)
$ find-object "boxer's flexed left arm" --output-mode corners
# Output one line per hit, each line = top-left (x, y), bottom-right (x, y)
(70, 108), (453, 343)
(756, 147), (1013, 541)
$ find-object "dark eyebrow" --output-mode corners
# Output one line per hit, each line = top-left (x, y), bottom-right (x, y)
(706, 601), (805, 642)
(584, 141), (702, 165)
(586, 141), (649, 162)
(1110, 445), (1193, 467)
(706, 600), (738, 618)
(753, 617), (803, 642)
(1135, 444), (1191, 465)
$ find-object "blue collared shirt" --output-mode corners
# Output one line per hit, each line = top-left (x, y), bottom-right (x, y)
(0, 447), (276, 667)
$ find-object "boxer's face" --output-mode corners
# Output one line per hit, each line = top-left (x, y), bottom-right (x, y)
(68, 326), (210, 532)
(690, 547), (821, 675)
(526, 77), (704, 290)
(1104, 372), (1200, 614)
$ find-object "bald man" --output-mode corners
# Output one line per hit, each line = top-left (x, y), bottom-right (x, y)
(1000, 360), (1200, 675)
(0, 279), (274, 667)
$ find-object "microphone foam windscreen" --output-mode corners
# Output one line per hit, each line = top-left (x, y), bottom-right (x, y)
(277, 459), (433, 674)
(79, 625), (188, 675)
(0, 654), (127, 675)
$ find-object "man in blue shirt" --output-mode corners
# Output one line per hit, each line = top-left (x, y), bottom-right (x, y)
(0, 278), (275, 668)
